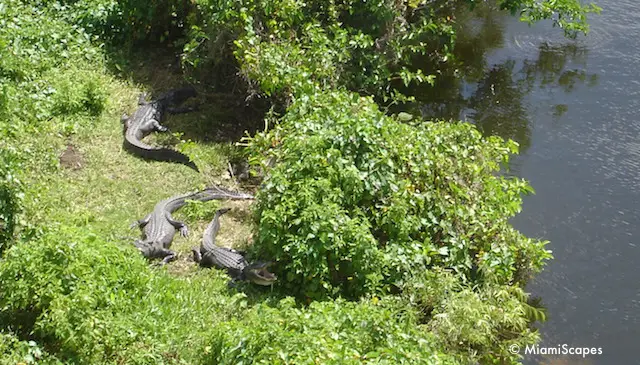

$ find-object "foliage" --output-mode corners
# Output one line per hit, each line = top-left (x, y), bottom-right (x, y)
(182, 0), (599, 101)
(0, 1), (110, 254)
(49, 69), (108, 118)
(0, 0), (107, 140)
(112, 0), (193, 43)
(63, 0), (193, 46)
(0, 226), (538, 365)
(428, 284), (539, 364)
(398, 268), (542, 363)
(247, 90), (551, 299)
(0, 333), (62, 365)
(0, 1), (102, 83)
(0, 226), (242, 363)
(206, 296), (456, 365)
(184, 0), (454, 99)
(206, 272), (544, 365)
(0, 228), (149, 361)
(495, 0), (601, 36)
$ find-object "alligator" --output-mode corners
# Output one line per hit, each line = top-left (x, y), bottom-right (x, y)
(121, 86), (199, 171)
(192, 208), (277, 286)
(132, 186), (254, 264)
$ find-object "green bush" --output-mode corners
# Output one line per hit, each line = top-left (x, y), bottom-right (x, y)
(49, 69), (107, 117)
(0, 0), (107, 138)
(61, 0), (193, 45)
(0, 226), (540, 364)
(428, 284), (539, 364)
(0, 228), (149, 358)
(0, 333), (62, 365)
(206, 277), (541, 365)
(185, 0), (454, 98)
(247, 90), (551, 299)
(0, 1), (102, 83)
(205, 297), (456, 365)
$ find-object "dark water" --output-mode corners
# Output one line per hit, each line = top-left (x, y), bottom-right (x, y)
(418, 2), (640, 364)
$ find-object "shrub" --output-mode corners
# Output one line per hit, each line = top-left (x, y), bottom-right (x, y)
(64, 0), (193, 45)
(247, 90), (552, 299)
(0, 333), (62, 365)
(185, 0), (454, 98)
(49, 69), (108, 117)
(0, 228), (151, 357)
(105, 0), (194, 44)
(204, 297), (457, 365)
(0, 1), (102, 83)
(428, 284), (539, 364)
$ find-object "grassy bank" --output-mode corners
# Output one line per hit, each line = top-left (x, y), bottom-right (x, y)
(0, 4), (266, 361)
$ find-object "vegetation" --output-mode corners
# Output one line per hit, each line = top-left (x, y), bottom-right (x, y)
(181, 0), (599, 101)
(0, 0), (597, 363)
(247, 90), (550, 300)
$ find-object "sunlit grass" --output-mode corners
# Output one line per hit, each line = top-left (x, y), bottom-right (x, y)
(18, 62), (256, 278)
(0, 54), (273, 362)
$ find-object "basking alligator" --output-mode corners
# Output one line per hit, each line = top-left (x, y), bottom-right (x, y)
(132, 186), (254, 264)
(192, 208), (276, 286)
(121, 86), (199, 171)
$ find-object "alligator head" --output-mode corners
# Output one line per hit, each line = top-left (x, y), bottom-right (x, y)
(244, 261), (277, 286)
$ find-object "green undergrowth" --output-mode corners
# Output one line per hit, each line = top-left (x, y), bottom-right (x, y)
(247, 90), (551, 300)
(0, 226), (250, 363)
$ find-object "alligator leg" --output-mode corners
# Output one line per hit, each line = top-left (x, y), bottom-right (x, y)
(133, 240), (154, 257)
(159, 249), (177, 265)
(138, 92), (148, 105)
(165, 211), (188, 237)
(150, 119), (169, 133)
(132, 239), (146, 250)
(131, 214), (151, 230)
(191, 247), (202, 263)
(134, 240), (176, 265)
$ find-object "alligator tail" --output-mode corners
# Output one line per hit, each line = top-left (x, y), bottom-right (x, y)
(200, 185), (255, 200)
(202, 207), (231, 253)
(124, 136), (199, 172)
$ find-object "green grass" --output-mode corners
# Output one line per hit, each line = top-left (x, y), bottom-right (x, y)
(0, 53), (277, 363)
(19, 61), (259, 276)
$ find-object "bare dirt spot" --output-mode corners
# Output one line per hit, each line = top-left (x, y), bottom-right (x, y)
(59, 144), (85, 170)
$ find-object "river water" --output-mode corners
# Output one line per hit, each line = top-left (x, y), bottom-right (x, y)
(416, 1), (639, 364)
